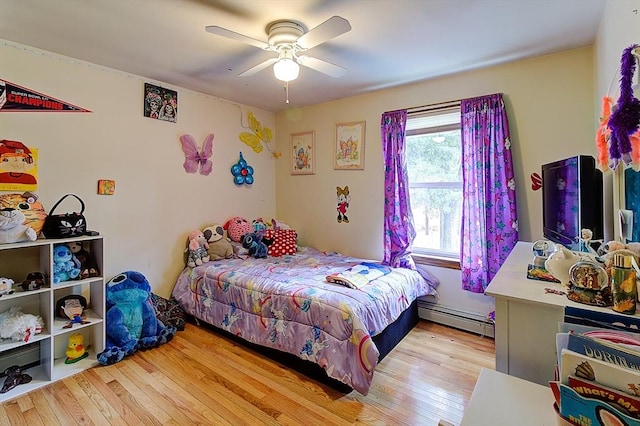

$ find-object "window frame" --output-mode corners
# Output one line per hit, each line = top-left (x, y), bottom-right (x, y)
(406, 111), (462, 270)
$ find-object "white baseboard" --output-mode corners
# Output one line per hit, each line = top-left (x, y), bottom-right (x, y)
(418, 301), (494, 338)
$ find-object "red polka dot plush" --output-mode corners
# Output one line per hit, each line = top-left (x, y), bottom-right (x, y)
(223, 216), (252, 242)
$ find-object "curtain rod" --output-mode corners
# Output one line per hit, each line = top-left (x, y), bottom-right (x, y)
(406, 99), (462, 115)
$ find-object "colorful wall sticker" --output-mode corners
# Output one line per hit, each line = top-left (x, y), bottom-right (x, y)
(231, 152), (254, 185)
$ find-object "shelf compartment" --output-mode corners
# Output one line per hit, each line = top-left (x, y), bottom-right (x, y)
(52, 310), (103, 335)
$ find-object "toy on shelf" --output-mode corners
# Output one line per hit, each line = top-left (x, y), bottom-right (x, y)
(65, 332), (89, 364)
(52, 244), (81, 284)
(19, 272), (46, 291)
(0, 365), (32, 394)
(0, 208), (37, 244)
(0, 306), (44, 342)
(66, 241), (100, 279)
(56, 295), (90, 329)
(0, 277), (15, 296)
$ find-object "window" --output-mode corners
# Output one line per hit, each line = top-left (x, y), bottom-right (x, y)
(406, 108), (462, 264)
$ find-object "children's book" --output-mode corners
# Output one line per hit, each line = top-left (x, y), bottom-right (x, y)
(558, 383), (640, 426)
(566, 332), (640, 372)
(561, 348), (640, 397)
(568, 374), (640, 419)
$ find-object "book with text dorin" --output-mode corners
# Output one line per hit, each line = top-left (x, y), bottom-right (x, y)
(561, 348), (640, 397)
(566, 332), (640, 373)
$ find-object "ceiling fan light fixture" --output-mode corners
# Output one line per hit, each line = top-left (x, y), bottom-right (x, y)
(273, 57), (299, 82)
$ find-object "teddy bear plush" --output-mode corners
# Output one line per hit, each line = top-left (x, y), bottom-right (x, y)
(0, 208), (37, 244)
(97, 271), (175, 365)
(52, 244), (81, 284)
(185, 230), (210, 267)
(67, 241), (100, 279)
(203, 223), (233, 261)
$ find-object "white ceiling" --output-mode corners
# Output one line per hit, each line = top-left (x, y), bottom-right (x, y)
(0, 0), (606, 112)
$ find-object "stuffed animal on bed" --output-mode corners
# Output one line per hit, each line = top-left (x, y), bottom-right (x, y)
(203, 223), (233, 260)
(224, 216), (252, 243)
(185, 230), (210, 267)
(97, 271), (176, 365)
(241, 232), (272, 258)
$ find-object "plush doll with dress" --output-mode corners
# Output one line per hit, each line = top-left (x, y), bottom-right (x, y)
(185, 230), (210, 267)
(97, 271), (175, 365)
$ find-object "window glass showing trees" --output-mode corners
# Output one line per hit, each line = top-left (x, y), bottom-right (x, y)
(406, 109), (462, 258)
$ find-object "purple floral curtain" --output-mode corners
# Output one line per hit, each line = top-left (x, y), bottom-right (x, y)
(381, 110), (416, 269)
(461, 93), (518, 292)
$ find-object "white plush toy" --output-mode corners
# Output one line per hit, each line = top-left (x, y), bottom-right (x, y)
(0, 208), (37, 244)
(0, 307), (44, 342)
(0, 277), (14, 296)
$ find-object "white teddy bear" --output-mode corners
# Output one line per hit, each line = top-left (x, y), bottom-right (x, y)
(0, 307), (44, 342)
(0, 208), (37, 244)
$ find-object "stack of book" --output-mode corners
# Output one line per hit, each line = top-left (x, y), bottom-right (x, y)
(551, 306), (640, 425)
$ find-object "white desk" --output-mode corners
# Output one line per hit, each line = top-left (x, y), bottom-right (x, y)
(460, 368), (556, 426)
(485, 241), (640, 386)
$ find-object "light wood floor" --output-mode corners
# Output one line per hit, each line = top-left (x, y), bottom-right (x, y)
(0, 320), (495, 426)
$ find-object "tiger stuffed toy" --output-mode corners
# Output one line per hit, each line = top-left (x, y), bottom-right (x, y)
(0, 192), (47, 235)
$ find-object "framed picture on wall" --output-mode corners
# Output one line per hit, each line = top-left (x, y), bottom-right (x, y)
(334, 121), (365, 170)
(290, 131), (315, 175)
(143, 83), (177, 123)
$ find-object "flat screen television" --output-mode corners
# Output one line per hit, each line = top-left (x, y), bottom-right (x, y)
(541, 155), (603, 251)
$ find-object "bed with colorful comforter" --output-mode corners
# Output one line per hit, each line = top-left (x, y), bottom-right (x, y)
(171, 246), (437, 395)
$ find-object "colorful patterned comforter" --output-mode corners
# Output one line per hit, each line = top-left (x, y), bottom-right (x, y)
(171, 247), (437, 395)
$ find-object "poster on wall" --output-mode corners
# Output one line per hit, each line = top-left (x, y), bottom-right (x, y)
(144, 83), (177, 123)
(0, 79), (91, 112)
(0, 140), (39, 191)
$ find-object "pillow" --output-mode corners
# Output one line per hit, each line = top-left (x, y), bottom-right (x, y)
(264, 229), (297, 257)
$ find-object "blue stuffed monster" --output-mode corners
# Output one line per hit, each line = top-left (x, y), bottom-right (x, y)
(97, 271), (176, 365)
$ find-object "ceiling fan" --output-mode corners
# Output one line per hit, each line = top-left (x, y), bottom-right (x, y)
(205, 16), (352, 82)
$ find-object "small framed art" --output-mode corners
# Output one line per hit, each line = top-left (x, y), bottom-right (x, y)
(334, 121), (365, 170)
(144, 83), (177, 123)
(291, 131), (315, 175)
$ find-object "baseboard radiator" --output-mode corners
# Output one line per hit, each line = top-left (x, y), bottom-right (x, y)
(417, 299), (495, 338)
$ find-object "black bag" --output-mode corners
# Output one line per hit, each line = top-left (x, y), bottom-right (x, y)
(43, 194), (87, 239)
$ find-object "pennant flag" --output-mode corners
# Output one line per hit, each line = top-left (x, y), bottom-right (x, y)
(0, 79), (91, 112)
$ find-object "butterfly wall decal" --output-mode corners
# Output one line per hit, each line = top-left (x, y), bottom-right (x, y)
(180, 134), (214, 176)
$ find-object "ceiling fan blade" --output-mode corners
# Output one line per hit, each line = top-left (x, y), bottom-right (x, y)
(238, 57), (278, 77)
(205, 25), (270, 50)
(297, 55), (347, 78)
(296, 16), (351, 50)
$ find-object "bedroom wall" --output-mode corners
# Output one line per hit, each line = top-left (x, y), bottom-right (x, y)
(0, 41), (277, 298)
(274, 46), (597, 319)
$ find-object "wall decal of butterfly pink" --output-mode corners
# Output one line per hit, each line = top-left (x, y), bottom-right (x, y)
(180, 134), (213, 176)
